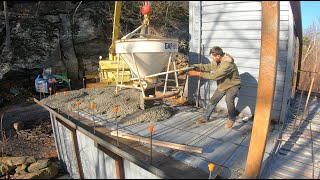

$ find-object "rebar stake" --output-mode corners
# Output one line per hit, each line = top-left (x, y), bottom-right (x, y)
(43, 87), (46, 98)
(76, 102), (81, 122)
(91, 102), (95, 134)
(114, 106), (119, 147)
(149, 125), (154, 165)
(49, 87), (52, 99)
(68, 79), (72, 90)
(208, 163), (215, 179)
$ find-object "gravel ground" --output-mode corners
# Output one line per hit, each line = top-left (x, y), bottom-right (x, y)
(40, 86), (177, 125)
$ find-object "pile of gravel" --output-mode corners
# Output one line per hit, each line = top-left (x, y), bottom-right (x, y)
(40, 86), (176, 125)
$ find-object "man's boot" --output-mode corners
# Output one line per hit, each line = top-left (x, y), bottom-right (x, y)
(195, 116), (208, 124)
(224, 120), (235, 128)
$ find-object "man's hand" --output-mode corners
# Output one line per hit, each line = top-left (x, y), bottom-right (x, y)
(188, 70), (201, 77)
(191, 64), (200, 71)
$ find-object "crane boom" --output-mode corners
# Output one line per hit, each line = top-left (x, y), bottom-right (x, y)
(109, 1), (122, 61)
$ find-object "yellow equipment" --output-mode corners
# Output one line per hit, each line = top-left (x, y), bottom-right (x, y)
(98, 1), (131, 85)
(98, 59), (131, 84)
(86, 1), (152, 88)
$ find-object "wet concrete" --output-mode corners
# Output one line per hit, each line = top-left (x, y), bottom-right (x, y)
(40, 86), (176, 125)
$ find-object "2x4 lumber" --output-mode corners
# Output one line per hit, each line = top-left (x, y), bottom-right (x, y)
(110, 131), (203, 154)
(96, 143), (125, 179)
(54, 116), (84, 179)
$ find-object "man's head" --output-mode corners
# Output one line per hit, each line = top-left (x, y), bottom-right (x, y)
(209, 46), (224, 63)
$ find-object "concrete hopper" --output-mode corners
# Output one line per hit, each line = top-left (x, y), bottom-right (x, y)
(115, 38), (179, 78)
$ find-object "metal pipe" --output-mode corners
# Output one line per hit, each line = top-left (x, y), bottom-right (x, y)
(132, 53), (146, 98)
(172, 54), (179, 89)
(163, 53), (172, 95)
(196, 44), (204, 108)
(120, 58), (125, 90)
(130, 67), (194, 81)
(116, 84), (142, 90)
(116, 54), (120, 95)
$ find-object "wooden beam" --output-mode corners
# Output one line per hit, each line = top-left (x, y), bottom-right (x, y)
(244, 1), (280, 179)
(96, 143), (125, 179)
(85, 82), (109, 88)
(110, 131), (203, 154)
(55, 117), (84, 179)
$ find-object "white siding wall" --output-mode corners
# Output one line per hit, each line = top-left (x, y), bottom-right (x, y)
(189, 1), (294, 121)
(280, 5), (297, 122)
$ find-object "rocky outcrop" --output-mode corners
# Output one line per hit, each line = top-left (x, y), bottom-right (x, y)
(0, 156), (59, 179)
(0, 1), (110, 84)
(0, 1), (189, 89)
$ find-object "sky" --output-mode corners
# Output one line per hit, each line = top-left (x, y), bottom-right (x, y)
(300, 1), (320, 32)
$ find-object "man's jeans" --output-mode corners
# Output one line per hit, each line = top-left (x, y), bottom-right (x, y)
(202, 85), (240, 121)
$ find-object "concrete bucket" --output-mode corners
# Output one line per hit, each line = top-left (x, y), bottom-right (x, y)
(114, 24), (191, 102)
(115, 38), (179, 78)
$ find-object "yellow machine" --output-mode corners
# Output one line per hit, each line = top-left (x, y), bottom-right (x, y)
(85, 1), (131, 87)
(85, 1), (152, 88)
(98, 1), (131, 85)
(98, 59), (131, 84)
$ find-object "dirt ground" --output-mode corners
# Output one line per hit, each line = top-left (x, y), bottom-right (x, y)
(0, 73), (188, 179)
(0, 90), (68, 178)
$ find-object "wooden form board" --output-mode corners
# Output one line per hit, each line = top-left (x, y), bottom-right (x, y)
(110, 131), (203, 154)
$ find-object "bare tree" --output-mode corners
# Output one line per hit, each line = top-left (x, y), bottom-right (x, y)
(3, 1), (11, 51)
(299, 18), (320, 93)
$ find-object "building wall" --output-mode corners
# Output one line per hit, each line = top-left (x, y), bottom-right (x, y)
(50, 113), (80, 178)
(188, 1), (297, 121)
(50, 112), (160, 179)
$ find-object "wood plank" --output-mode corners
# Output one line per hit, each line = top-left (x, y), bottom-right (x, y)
(280, 136), (320, 147)
(55, 117), (85, 179)
(96, 144), (125, 179)
(279, 8), (294, 123)
(201, 15), (288, 22)
(201, 30), (289, 39)
(202, 1), (261, 8)
(84, 74), (99, 79)
(275, 154), (320, 171)
(272, 169), (309, 179)
(236, 58), (287, 71)
(110, 131), (203, 154)
(202, 5), (262, 14)
(277, 152), (313, 165)
(279, 165), (314, 179)
(202, 39), (288, 51)
(201, 1), (289, 6)
(243, 2), (280, 178)
(202, 22), (288, 31)
(280, 145), (319, 157)
(281, 134), (320, 143)
(85, 82), (109, 88)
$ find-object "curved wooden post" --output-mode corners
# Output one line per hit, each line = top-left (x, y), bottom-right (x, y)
(244, 1), (280, 178)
